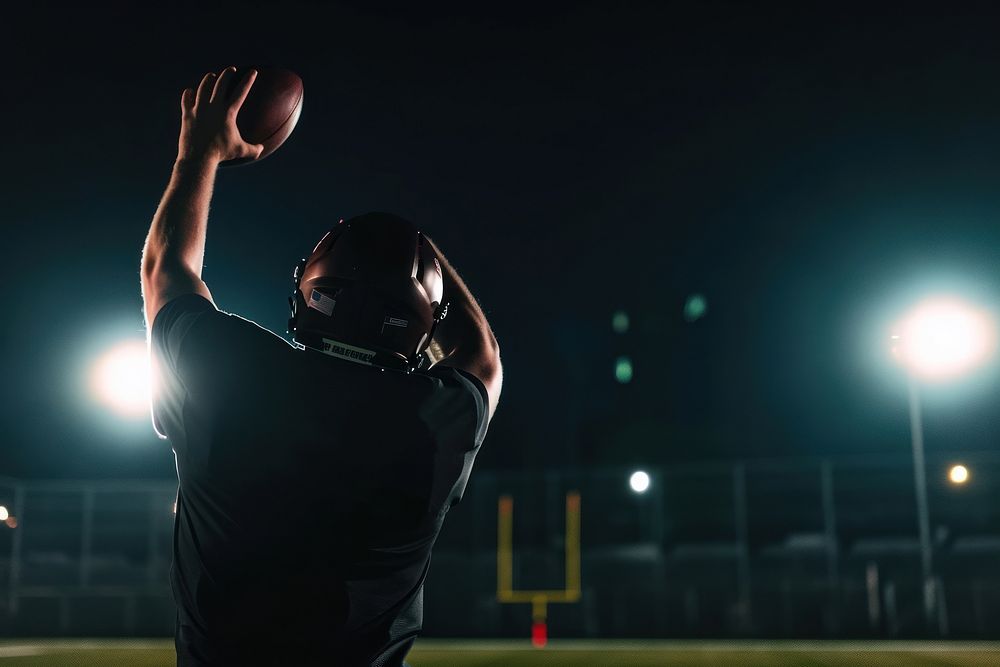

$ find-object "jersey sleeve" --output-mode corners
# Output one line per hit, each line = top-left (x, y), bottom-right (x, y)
(411, 365), (491, 512)
(151, 294), (217, 375)
(149, 294), (219, 440)
(418, 365), (491, 452)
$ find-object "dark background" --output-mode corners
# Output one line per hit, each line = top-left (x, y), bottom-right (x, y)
(4, 1), (1000, 479)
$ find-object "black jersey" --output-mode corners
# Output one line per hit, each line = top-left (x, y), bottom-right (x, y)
(150, 294), (489, 666)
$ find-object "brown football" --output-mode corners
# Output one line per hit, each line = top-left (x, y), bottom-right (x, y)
(222, 67), (304, 167)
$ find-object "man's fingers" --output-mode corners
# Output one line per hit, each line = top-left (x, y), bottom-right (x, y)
(180, 88), (195, 117)
(211, 66), (238, 105)
(194, 72), (217, 109)
(229, 69), (257, 112)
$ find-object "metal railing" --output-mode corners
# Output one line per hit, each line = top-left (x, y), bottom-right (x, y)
(1, 452), (999, 638)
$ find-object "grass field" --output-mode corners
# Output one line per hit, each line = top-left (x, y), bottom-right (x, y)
(0, 639), (998, 666)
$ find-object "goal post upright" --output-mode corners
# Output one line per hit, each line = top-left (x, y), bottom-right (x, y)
(497, 490), (581, 647)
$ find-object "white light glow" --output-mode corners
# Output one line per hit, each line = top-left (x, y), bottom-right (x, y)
(892, 297), (995, 380)
(91, 340), (152, 418)
(949, 464), (970, 485)
(629, 470), (651, 494)
(0, 506), (7, 522)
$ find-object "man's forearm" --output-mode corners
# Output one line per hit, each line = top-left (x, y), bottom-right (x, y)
(142, 156), (219, 278)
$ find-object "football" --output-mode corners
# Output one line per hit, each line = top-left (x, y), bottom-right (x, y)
(223, 67), (303, 167)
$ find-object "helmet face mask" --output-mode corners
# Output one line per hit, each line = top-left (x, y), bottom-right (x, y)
(287, 213), (446, 372)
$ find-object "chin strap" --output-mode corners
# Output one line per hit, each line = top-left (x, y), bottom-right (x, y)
(413, 301), (450, 371)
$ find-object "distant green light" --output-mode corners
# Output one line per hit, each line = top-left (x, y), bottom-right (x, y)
(612, 310), (630, 334)
(614, 356), (633, 383)
(684, 294), (707, 322)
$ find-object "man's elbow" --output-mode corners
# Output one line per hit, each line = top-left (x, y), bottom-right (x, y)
(483, 353), (502, 422)
(479, 336), (502, 418)
(140, 251), (155, 281)
(477, 332), (501, 383)
(139, 253), (170, 303)
(486, 332), (500, 366)
(140, 245), (170, 284)
(435, 332), (502, 416)
(141, 243), (197, 280)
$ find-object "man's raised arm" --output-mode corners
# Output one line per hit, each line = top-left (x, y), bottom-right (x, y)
(426, 237), (503, 421)
(141, 66), (263, 328)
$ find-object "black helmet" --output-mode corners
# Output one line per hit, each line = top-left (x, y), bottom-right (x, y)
(288, 212), (447, 372)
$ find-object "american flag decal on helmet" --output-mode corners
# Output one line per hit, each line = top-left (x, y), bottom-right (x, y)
(308, 289), (337, 316)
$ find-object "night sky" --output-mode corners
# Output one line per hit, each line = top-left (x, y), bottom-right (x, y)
(5, 2), (1000, 479)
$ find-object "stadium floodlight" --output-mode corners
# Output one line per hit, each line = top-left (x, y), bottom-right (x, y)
(629, 470), (651, 494)
(948, 464), (970, 485)
(888, 294), (995, 631)
(90, 339), (153, 418)
(891, 296), (995, 381)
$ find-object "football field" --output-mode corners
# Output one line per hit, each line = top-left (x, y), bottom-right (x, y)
(0, 640), (998, 666)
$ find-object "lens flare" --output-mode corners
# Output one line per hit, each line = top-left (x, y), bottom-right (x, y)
(615, 356), (633, 384)
(612, 310), (630, 334)
(684, 294), (707, 322)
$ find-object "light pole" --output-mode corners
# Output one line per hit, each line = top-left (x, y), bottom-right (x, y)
(891, 296), (995, 633)
(905, 374), (934, 629)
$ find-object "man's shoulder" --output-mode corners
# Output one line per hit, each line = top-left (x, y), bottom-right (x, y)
(412, 365), (490, 449)
(152, 294), (296, 373)
(151, 293), (215, 337)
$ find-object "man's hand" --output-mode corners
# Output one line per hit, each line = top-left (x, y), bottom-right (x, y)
(142, 67), (262, 327)
(178, 66), (264, 164)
